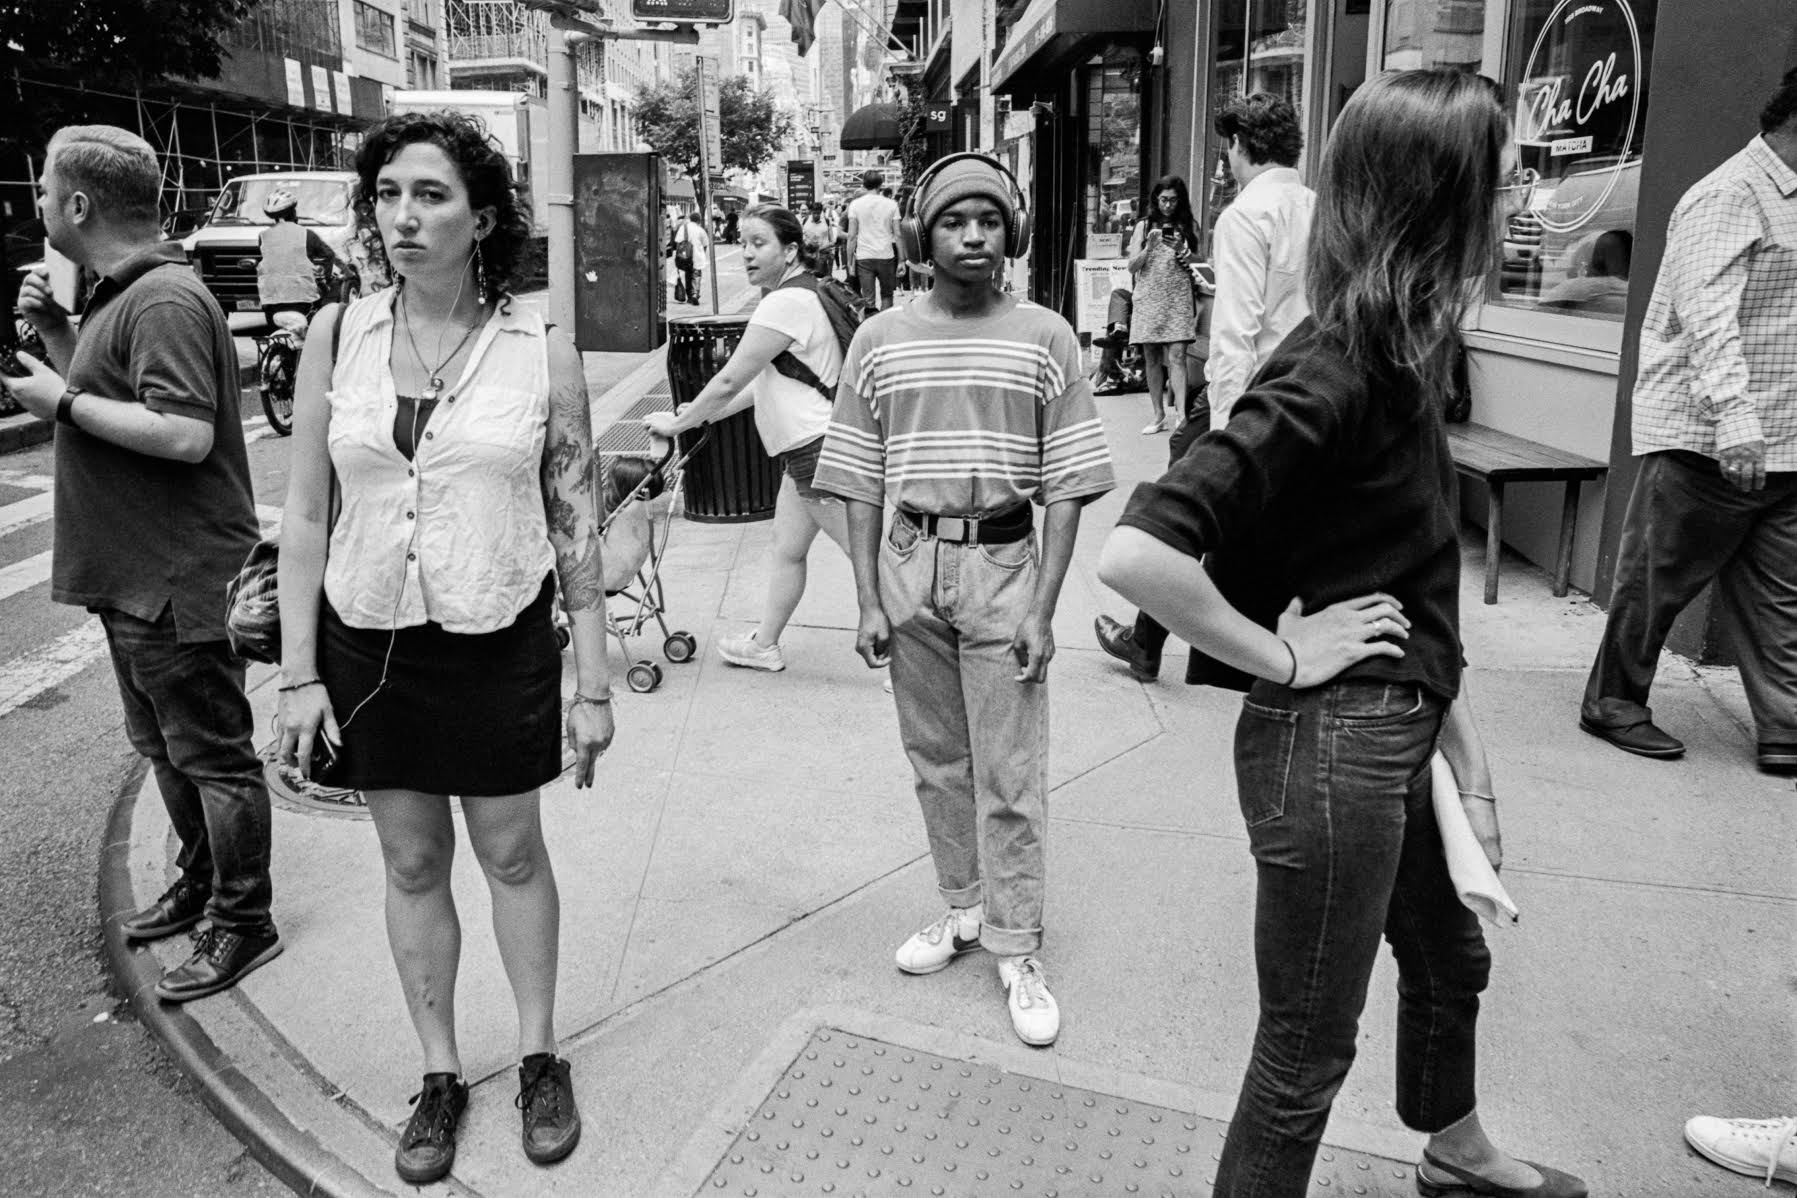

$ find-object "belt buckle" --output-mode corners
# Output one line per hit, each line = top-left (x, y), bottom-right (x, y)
(936, 515), (971, 542)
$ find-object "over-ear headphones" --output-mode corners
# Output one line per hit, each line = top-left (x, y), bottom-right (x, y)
(897, 152), (1031, 266)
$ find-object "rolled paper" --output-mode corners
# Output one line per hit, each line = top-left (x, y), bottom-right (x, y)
(1430, 752), (1520, 927)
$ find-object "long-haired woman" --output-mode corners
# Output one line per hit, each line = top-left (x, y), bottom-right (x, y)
(1100, 72), (1586, 1198)
(276, 110), (614, 1184)
(1126, 173), (1200, 433)
(644, 203), (853, 674)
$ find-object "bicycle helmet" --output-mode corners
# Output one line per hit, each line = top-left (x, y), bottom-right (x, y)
(263, 189), (299, 218)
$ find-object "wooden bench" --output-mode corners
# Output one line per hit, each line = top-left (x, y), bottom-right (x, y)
(1446, 423), (1608, 604)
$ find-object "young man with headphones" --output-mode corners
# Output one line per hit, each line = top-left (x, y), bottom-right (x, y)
(815, 155), (1115, 1048)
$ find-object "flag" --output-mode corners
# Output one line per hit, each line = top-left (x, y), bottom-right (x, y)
(780, 0), (826, 55)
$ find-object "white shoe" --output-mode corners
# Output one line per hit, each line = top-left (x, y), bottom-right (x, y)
(1140, 418), (1165, 435)
(1684, 1115), (1797, 1185)
(717, 633), (785, 672)
(882, 675), (894, 695)
(997, 955), (1059, 1046)
(894, 906), (981, 975)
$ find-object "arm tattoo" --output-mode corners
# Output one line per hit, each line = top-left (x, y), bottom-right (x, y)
(556, 535), (605, 612)
(544, 493), (576, 540)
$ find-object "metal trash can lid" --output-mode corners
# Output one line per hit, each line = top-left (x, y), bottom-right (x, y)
(668, 314), (751, 337)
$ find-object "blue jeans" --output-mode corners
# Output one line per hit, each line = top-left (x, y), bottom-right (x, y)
(1215, 679), (1487, 1198)
(101, 608), (274, 934)
(881, 517), (1046, 956)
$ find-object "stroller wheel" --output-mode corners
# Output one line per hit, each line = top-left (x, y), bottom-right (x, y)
(663, 632), (696, 663)
(626, 662), (659, 694)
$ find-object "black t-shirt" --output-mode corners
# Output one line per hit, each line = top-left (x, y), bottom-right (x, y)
(53, 243), (258, 641)
(1117, 318), (1463, 701)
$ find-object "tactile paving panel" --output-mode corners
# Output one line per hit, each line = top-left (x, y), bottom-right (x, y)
(698, 1027), (1416, 1197)
(595, 386), (672, 456)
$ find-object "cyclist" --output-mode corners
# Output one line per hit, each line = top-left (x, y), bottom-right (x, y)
(257, 189), (339, 332)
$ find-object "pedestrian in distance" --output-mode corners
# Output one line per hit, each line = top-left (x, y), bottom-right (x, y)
(257, 187), (342, 330)
(669, 207), (708, 305)
(1579, 68), (1797, 774)
(5, 125), (280, 1003)
(847, 167), (902, 310)
(1100, 71), (1588, 1198)
(1098, 95), (1316, 685)
(1126, 174), (1200, 434)
(643, 204), (856, 674)
(815, 154), (1116, 1048)
(801, 200), (837, 276)
(274, 110), (615, 1185)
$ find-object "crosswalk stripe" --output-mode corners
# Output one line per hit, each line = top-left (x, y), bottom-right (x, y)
(0, 470), (55, 490)
(0, 620), (109, 719)
(0, 551), (51, 603)
(0, 491), (54, 538)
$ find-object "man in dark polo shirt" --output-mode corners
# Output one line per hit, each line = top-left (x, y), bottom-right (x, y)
(5, 124), (279, 1002)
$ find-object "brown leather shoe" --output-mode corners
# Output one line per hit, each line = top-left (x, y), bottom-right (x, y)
(121, 878), (209, 942)
(1578, 717), (1684, 759)
(1095, 614), (1160, 681)
(154, 926), (282, 1003)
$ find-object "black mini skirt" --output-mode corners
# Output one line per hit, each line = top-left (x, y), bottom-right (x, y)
(317, 575), (562, 796)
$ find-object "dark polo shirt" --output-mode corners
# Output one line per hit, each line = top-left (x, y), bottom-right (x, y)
(53, 243), (258, 642)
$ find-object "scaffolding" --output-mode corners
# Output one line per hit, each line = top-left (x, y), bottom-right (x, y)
(225, 0), (344, 62)
(447, 0), (551, 86)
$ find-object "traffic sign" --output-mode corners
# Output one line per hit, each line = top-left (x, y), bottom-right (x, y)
(697, 57), (723, 178)
(630, 0), (735, 23)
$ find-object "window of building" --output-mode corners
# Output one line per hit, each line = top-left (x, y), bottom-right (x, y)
(1202, 0), (1314, 256)
(1377, 0), (1657, 345)
(407, 49), (437, 89)
(1081, 48), (1145, 259)
(355, 1), (397, 58)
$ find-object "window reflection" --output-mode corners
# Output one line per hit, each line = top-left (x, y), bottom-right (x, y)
(1205, 0), (1311, 254)
(1083, 49), (1144, 259)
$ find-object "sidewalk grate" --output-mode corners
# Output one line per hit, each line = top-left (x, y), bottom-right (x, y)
(697, 1028), (1415, 1197)
(596, 385), (673, 457)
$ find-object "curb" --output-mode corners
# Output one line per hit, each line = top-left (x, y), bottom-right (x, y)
(0, 411), (53, 454)
(99, 761), (393, 1198)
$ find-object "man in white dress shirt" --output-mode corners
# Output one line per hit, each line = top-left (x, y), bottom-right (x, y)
(1206, 93), (1317, 430)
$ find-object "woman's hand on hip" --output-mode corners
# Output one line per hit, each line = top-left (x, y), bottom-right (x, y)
(567, 701), (615, 789)
(277, 684), (340, 780)
(1276, 593), (1409, 688)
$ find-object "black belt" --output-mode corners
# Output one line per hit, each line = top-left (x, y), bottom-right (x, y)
(898, 505), (1032, 545)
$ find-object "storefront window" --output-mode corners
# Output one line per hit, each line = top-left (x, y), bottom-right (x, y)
(1498, 0), (1655, 321)
(1203, 0), (1313, 255)
(1082, 49), (1144, 260)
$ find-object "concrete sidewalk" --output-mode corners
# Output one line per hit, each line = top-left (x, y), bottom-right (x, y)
(104, 368), (1794, 1197)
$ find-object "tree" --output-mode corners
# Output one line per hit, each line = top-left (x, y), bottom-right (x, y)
(0, 0), (257, 85)
(631, 67), (798, 181)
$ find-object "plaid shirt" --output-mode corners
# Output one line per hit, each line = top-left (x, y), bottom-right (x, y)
(1632, 136), (1797, 468)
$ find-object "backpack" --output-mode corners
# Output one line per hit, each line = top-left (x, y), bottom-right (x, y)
(673, 222), (695, 269)
(768, 271), (875, 402)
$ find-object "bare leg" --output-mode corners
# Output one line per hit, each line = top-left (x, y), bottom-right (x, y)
(462, 792), (560, 1059)
(367, 790), (462, 1076)
(1140, 344), (1167, 427)
(1166, 348), (1189, 423)
(1423, 1109), (1543, 1189)
(753, 477), (826, 648)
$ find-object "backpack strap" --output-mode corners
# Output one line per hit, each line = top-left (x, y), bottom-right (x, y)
(767, 273), (835, 403)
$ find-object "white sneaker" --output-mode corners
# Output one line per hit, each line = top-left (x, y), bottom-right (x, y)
(717, 633), (785, 672)
(1684, 1115), (1797, 1185)
(1140, 418), (1165, 435)
(894, 906), (981, 975)
(997, 956), (1060, 1046)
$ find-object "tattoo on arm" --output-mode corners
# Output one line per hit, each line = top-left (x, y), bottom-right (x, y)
(556, 535), (605, 612)
(545, 493), (576, 540)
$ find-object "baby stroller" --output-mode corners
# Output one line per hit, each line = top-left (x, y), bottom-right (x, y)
(556, 433), (708, 694)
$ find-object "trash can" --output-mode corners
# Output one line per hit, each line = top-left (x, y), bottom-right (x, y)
(666, 315), (781, 524)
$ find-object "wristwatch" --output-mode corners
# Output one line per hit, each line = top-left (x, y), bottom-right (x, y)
(56, 386), (84, 428)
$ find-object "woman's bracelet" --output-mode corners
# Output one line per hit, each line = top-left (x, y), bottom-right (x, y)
(278, 678), (324, 693)
(1279, 639), (1298, 687)
(1457, 789), (1498, 804)
(571, 691), (613, 708)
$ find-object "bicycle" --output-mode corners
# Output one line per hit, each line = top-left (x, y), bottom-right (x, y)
(255, 263), (356, 437)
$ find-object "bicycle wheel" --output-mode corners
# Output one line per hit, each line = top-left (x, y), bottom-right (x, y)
(258, 340), (295, 436)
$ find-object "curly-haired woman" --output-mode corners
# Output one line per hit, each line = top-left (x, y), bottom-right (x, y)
(275, 110), (614, 1184)
(1126, 174), (1200, 434)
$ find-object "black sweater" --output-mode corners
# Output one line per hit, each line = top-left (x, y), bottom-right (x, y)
(1117, 318), (1463, 701)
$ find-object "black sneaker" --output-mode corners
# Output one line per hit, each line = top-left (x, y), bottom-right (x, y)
(395, 1073), (468, 1185)
(121, 877), (210, 941)
(1094, 614), (1161, 681)
(154, 925), (282, 1003)
(517, 1053), (581, 1166)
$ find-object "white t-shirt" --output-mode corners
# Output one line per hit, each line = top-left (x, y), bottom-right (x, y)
(847, 191), (900, 258)
(746, 285), (842, 455)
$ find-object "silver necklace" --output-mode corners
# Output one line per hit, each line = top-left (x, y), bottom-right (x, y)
(400, 296), (484, 403)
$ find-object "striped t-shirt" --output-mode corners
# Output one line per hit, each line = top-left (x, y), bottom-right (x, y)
(814, 297), (1115, 514)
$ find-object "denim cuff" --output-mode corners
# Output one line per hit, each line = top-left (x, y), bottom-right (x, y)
(937, 880), (984, 908)
(978, 919), (1043, 957)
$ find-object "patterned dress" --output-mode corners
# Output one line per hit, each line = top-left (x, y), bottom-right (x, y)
(1128, 222), (1197, 346)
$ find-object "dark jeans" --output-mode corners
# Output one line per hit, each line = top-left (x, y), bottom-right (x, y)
(1133, 394), (1212, 658)
(1215, 679), (1487, 1197)
(856, 254), (899, 310)
(1583, 450), (1797, 748)
(101, 608), (274, 934)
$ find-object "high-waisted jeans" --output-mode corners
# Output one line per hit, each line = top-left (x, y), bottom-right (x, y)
(1214, 678), (1489, 1197)
(881, 516), (1046, 956)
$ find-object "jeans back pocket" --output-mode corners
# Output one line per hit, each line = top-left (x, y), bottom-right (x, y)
(1234, 698), (1300, 827)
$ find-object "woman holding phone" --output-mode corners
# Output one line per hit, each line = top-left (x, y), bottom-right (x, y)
(1100, 72), (1586, 1198)
(1126, 174), (1200, 434)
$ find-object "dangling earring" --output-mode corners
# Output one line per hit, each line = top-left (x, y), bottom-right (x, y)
(474, 237), (489, 307)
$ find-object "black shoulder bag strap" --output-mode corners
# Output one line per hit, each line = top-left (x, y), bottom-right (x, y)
(766, 273), (836, 403)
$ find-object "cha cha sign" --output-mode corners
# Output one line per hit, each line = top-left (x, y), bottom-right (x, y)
(1515, 0), (1646, 235)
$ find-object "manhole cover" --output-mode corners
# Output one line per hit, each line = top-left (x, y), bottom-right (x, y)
(262, 754), (369, 820)
(698, 1029), (1414, 1197)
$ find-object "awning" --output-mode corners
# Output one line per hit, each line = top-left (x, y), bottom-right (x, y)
(839, 102), (904, 151)
(991, 0), (1156, 95)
